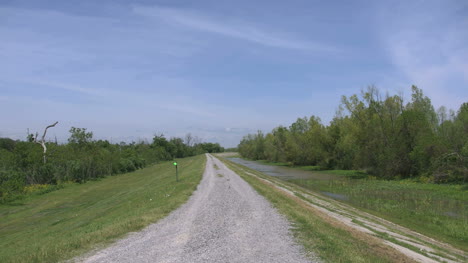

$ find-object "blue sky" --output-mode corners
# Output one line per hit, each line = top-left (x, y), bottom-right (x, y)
(1, 0), (467, 147)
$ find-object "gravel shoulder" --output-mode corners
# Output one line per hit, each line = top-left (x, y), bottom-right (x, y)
(76, 154), (313, 263)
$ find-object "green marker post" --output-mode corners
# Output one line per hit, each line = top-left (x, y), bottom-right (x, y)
(173, 161), (178, 182)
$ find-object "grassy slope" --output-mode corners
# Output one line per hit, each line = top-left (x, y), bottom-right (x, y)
(220, 158), (415, 263)
(0, 155), (206, 263)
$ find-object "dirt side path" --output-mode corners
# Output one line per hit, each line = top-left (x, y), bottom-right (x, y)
(76, 154), (314, 263)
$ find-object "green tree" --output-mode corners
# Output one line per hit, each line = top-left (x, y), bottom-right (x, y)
(68, 127), (93, 146)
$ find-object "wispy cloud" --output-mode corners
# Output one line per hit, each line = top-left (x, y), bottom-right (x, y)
(132, 5), (338, 53)
(22, 79), (218, 118)
(33, 80), (105, 97)
(377, 1), (468, 108)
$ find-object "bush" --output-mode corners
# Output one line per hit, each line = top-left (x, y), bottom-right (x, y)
(432, 152), (467, 183)
(118, 158), (136, 173)
(0, 170), (26, 202)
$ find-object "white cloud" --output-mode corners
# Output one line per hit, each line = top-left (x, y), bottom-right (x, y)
(21, 78), (218, 118)
(132, 5), (338, 53)
(377, 1), (468, 109)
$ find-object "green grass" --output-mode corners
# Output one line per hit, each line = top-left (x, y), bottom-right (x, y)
(255, 160), (322, 171)
(289, 176), (468, 250)
(221, 158), (407, 263)
(254, 159), (356, 172)
(0, 155), (206, 263)
(320, 169), (370, 179)
(222, 152), (242, 158)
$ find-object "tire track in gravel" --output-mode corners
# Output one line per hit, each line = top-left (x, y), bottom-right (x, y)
(77, 154), (314, 263)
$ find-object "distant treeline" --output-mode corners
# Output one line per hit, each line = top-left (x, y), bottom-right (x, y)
(0, 129), (223, 202)
(239, 86), (467, 183)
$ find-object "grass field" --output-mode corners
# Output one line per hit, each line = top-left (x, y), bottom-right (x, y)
(0, 155), (206, 263)
(221, 158), (412, 263)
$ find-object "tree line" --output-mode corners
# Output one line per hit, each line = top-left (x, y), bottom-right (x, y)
(238, 86), (467, 183)
(0, 128), (224, 202)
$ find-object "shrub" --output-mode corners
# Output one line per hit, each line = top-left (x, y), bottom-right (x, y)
(0, 170), (26, 202)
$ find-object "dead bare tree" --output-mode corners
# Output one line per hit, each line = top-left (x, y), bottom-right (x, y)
(33, 121), (59, 164)
(185, 133), (193, 147)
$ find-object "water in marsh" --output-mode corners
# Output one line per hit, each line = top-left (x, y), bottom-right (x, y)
(227, 158), (342, 181)
(227, 157), (349, 199)
(227, 157), (467, 223)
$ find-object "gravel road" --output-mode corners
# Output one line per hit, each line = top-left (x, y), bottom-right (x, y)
(78, 154), (313, 263)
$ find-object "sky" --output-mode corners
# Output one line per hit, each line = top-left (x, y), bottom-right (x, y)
(1, 0), (467, 147)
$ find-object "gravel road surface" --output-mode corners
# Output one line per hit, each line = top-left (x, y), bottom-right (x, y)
(78, 154), (313, 263)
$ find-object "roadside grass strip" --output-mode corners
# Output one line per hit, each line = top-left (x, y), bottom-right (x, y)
(0, 155), (206, 263)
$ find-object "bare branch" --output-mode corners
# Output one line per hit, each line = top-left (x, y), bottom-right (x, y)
(41, 121), (58, 142)
(34, 121), (59, 164)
